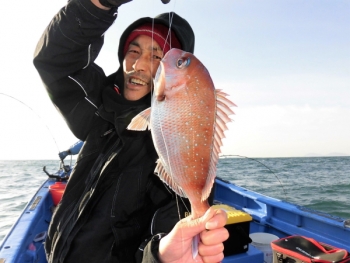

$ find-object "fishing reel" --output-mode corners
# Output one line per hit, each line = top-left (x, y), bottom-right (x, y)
(43, 161), (71, 182)
(43, 140), (83, 181)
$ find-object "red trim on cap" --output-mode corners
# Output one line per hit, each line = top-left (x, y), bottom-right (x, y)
(123, 23), (181, 56)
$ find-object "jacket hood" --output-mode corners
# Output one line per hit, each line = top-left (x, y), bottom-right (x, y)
(117, 12), (195, 64)
(111, 12), (195, 93)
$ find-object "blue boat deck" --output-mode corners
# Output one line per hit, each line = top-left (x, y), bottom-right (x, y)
(1, 178), (349, 263)
(0, 179), (54, 263)
(214, 178), (350, 262)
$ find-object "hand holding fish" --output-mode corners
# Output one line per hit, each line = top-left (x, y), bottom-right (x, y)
(158, 207), (229, 263)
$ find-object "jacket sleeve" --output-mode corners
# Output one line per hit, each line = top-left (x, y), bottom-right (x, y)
(141, 234), (165, 263)
(137, 195), (191, 263)
(33, 0), (117, 140)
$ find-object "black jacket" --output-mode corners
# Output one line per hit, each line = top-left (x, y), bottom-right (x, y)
(33, 0), (195, 262)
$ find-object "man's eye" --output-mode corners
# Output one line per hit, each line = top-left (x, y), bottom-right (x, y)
(153, 55), (162, 60)
(128, 49), (139, 54)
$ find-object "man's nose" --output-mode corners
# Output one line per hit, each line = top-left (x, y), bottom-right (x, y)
(133, 54), (149, 72)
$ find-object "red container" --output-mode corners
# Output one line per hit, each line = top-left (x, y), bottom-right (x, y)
(49, 182), (67, 206)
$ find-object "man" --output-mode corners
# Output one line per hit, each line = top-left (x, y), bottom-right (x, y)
(34, 0), (228, 262)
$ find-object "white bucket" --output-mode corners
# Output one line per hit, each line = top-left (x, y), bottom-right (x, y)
(250, 232), (279, 263)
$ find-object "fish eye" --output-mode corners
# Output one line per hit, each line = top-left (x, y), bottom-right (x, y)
(176, 57), (190, 69)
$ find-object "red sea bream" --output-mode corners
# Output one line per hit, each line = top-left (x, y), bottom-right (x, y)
(127, 48), (235, 219)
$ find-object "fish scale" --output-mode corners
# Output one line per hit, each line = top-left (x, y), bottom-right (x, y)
(152, 88), (215, 208)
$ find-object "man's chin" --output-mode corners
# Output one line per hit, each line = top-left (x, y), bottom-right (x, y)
(124, 89), (147, 101)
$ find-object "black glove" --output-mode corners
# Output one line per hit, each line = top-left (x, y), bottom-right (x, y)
(99, 0), (132, 8)
(99, 0), (170, 8)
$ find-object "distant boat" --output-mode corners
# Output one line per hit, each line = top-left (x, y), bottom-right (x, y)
(304, 152), (349, 157)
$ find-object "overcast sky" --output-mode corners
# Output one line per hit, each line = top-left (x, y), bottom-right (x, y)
(0, 0), (349, 159)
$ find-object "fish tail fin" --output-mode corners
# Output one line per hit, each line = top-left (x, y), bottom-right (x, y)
(192, 234), (200, 259)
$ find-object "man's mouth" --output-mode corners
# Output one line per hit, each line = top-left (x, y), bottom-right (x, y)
(129, 77), (147, 86)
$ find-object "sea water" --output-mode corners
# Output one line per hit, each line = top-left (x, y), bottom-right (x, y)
(0, 156), (349, 241)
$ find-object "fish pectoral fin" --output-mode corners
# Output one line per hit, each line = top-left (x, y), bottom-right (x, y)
(127, 107), (151, 131)
(154, 159), (187, 198)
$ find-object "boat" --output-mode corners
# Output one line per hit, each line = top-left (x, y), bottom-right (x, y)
(1, 154), (349, 263)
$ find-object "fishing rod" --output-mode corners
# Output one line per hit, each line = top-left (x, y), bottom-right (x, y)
(0, 92), (61, 154)
(220, 154), (288, 200)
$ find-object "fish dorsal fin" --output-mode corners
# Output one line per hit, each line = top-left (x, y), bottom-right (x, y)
(201, 89), (236, 202)
(127, 107), (151, 131)
(155, 159), (187, 198)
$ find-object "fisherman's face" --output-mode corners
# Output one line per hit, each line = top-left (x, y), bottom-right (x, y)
(123, 35), (163, 101)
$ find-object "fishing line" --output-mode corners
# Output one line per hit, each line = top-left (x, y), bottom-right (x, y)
(149, 2), (189, 259)
(161, 12), (175, 53)
(220, 154), (289, 200)
(0, 93), (61, 153)
(150, 0), (177, 182)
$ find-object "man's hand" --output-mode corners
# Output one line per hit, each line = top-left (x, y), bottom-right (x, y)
(98, 0), (132, 8)
(158, 207), (229, 263)
(92, 0), (171, 10)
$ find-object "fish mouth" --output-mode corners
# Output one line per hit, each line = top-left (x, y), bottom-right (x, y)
(154, 62), (165, 101)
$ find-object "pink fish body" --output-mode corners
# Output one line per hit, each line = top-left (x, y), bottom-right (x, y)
(128, 48), (235, 219)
